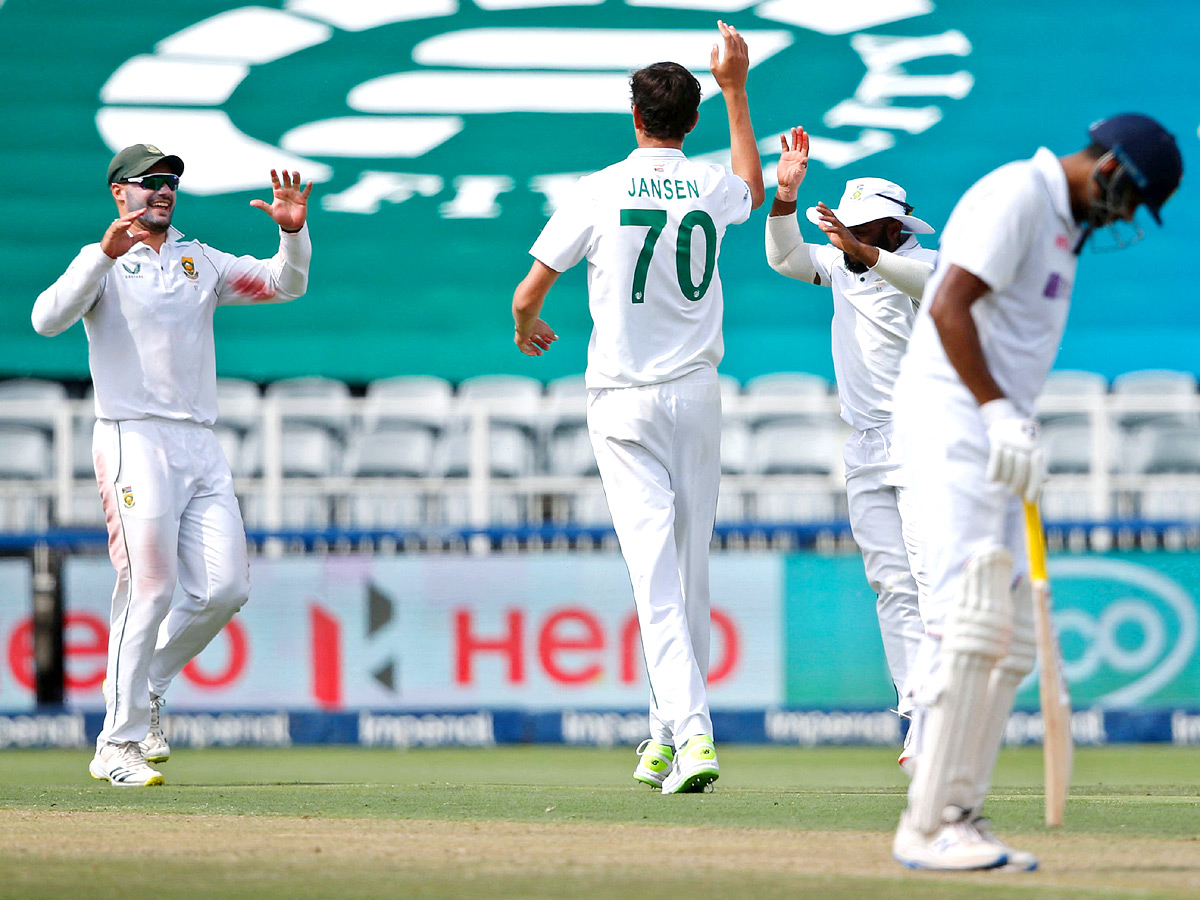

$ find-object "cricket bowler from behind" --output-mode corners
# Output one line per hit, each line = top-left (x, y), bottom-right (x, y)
(891, 114), (1181, 869)
(765, 126), (937, 771)
(33, 144), (313, 786)
(511, 21), (764, 793)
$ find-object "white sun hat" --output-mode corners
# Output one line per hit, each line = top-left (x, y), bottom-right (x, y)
(806, 177), (934, 234)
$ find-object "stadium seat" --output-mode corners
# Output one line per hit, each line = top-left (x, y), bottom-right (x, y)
(0, 426), (51, 479)
(343, 492), (425, 529)
(1126, 423), (1200, 475)
(1042, 420), (1094, 475)
(364, 375), (454, 432)
(754, 421), (845, 475)
(437, 492), (529, 527)
(264, 376), (352, 437)
(1036, 369), (1107, 426)
(241, 424), (341, 477)
(456, 374), (544, 433)
(743, 372), (833, 426)
(72, 426), (95, 478)
(343, 426), (436, 478)
(215, 377), (262, 433)
(721, 421), (753, 475)
(212, 424), (245, 477)
(0, 378), (69, 432)
(547, 426), (596, 477)
(435, 426), (536, 478)
(546, 373), (588, 432)
(1111, 369), (1198, 429)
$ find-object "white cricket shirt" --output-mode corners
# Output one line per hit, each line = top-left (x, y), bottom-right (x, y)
(530, 148), (752, 389)
(900, 148), (1081, 415)
(809, 236), (936, 431)
(33, 225), (311, 426)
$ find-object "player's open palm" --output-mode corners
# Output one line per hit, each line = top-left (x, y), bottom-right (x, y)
(710, 20), (749, 92)
(250, 169), (312, 231)
(776, 127), (810, 201)
(100, 209), (152, 260)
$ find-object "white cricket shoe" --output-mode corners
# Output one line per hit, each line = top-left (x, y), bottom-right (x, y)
(89, 741), (165, 787)
(661, 734), (719, 794)
(897, 714), (917, 779)
(633, 739), (674, 788)
(139, 692), (170, 763)
(972, 817), (1039, 871)
(893, 813), (1007, 871)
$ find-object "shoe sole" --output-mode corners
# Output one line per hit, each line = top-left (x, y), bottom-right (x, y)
(145, 754), (170, 764)
(893, 852), (1008, 871)
(634, 772), (666, 788)
(662, 767), (719, 794)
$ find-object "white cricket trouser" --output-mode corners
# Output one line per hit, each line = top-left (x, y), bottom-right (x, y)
(893, 379), (1028, 760)
(587, 369), (720, 748)
(93, 417), (250, 747)
(843, 426), (926, 716)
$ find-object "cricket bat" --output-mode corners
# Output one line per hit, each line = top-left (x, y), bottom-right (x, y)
(1023, 500), (1073, 827)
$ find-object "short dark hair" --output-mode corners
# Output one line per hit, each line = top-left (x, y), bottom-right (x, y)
(630, 62), (701, 141)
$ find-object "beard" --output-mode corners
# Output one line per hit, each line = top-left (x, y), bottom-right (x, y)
(843, 230), (905, 273)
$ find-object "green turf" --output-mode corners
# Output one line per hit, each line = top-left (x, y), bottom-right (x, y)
(0, 745), (1196, 838)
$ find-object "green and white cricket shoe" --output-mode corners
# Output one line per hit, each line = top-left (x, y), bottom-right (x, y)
(139, 692), (170, 764)
(89, 741), (165, 787)
(660, 734), (719, 794)
(633, 739), (674, 788)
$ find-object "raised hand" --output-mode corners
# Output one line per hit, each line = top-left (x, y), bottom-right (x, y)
(249, 169), (312, 232)
(776, 126), (809, 202)
(515, 319), (558, 357)
(709, 20), (749, 93)
(100, 209), (152, 259)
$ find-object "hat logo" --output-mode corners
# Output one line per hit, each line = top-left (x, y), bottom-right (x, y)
(181, 257), (197, 279)
(144, 145), (160, 154)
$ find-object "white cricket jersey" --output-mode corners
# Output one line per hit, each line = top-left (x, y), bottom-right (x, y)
(530, 147), (752, 389)
(809, 236), (937, 431)
(33, 225), (311, 426)
(901, 148), (1081, 415)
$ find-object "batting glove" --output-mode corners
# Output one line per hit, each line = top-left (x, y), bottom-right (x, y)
(980, 398), (1044, 502)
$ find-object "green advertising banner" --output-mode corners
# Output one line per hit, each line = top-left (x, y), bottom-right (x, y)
(784, 550), (1200, 709)
(0, 1), (1195, 385)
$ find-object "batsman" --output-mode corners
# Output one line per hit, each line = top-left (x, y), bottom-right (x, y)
(890, 115), (1181, 869)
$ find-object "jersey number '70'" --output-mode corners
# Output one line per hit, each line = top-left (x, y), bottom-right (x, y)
(620, 208), (718, 304)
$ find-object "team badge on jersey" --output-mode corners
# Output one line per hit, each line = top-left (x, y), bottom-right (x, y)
(181, 257), (197, 279)
(121, 486), (135, 508)
(122, 262), (140, 275)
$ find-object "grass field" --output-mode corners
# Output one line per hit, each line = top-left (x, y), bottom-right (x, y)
(0, 744), (1197, 899)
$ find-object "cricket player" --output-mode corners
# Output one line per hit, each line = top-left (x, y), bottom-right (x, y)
(33, 144), (313, 786)
(891, 114), (1181, 869)
(765, 126), (936, 767)
(511, 21), (764, 793)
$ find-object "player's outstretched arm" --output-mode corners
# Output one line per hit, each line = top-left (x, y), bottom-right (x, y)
(250, 169), (313, 232)
(711, 20), (764, 210)
(513, 260), (560, 357)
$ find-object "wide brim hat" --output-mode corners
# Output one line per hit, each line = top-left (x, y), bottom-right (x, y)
(806, 177), (933, 234)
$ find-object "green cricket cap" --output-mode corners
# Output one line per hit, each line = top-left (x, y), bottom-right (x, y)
(107, 143), (185, 184)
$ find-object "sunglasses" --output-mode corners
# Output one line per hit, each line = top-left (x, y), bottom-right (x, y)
(121, 173), (180, 191)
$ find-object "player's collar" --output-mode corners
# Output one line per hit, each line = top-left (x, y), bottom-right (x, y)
(1033, 147), (1075, 229)
(628, 147), (685, 159)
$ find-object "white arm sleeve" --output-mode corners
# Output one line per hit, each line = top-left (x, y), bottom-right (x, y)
(217, 225), (313, 305)
(870, 248), (935, 302)
(31, 245), (114, 336)
(765, 214), (819, 283)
